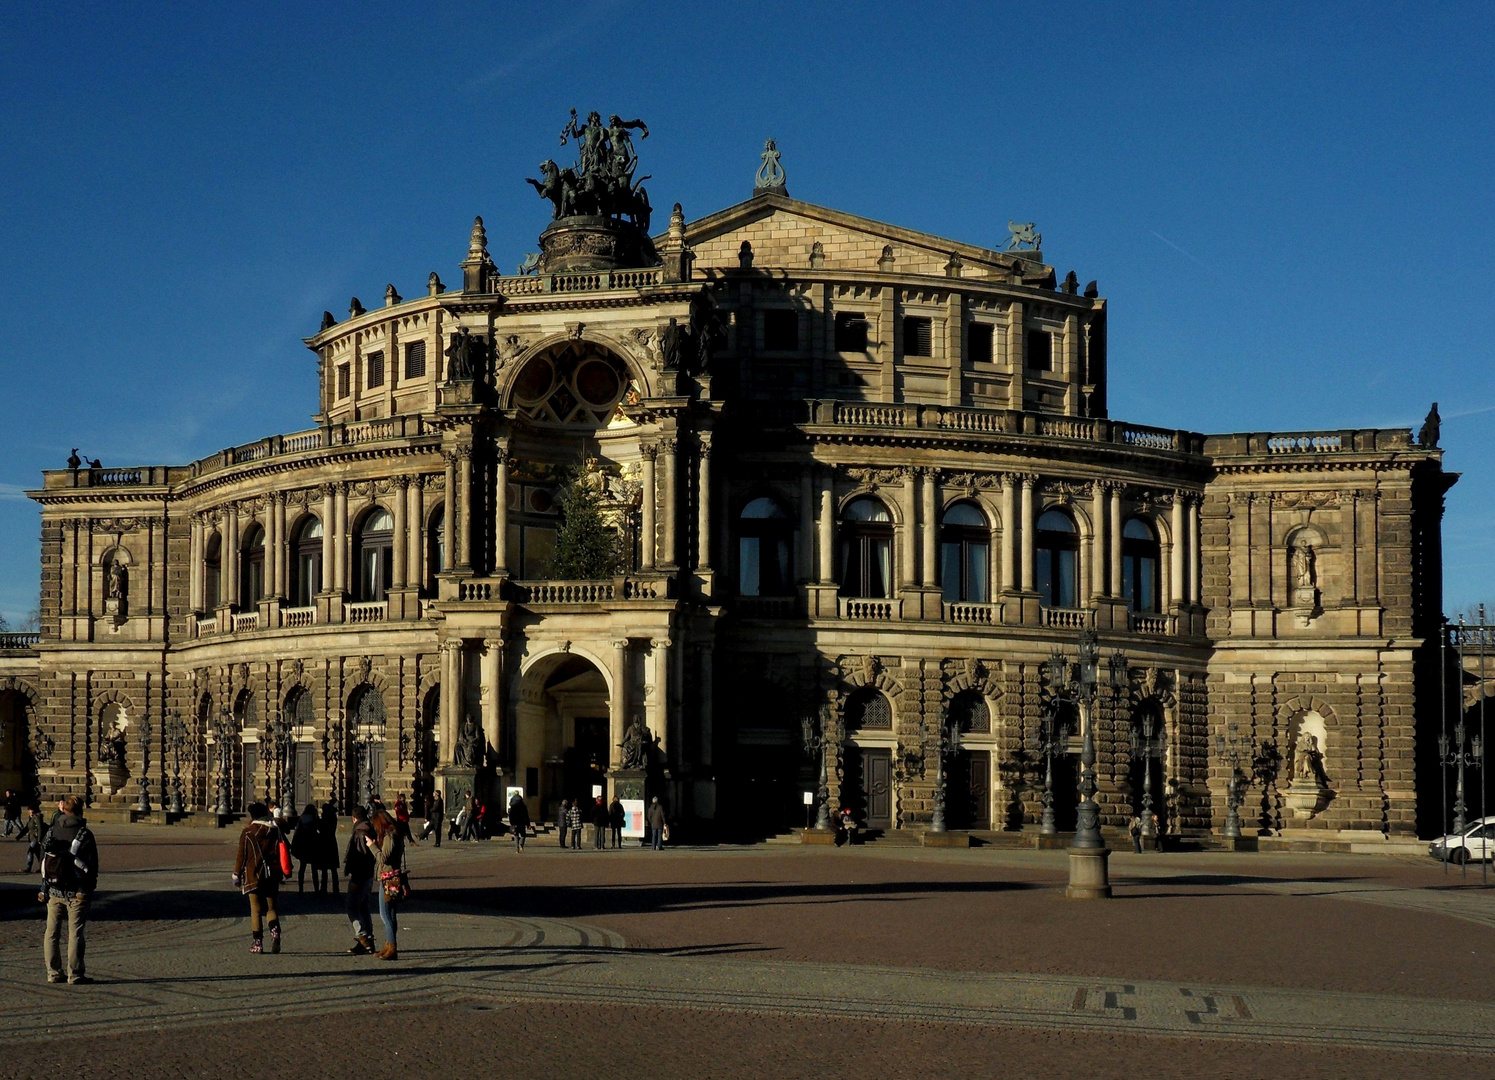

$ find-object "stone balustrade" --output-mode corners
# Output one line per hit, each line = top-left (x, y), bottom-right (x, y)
(840, 597), (900, 620)
(946, 602), (995, 625)
(0, 632), (40, 651)
(1042, 606), (1093, 630)
(282, 607), (316, 628)
(346, 601), (387, 624)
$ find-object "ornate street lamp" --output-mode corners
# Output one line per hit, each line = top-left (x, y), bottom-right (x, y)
(272, 710), (296, 812)
(801, 708), (837, 831)
(1038, 655), (1071, 836)
(135, 713), (153, 813)
(164, 710), (187, 815)
(1042, 629), (1127, 899)
(323, 714), (345, 812)
(1213, 720), (1251, 840)
(929, 707), (963, 834)
(1440, 715), (1483, 836)
(1128, 709), (1159, 839)
(213, 707), (235, 817)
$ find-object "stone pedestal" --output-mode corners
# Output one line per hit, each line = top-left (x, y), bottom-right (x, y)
(609, 768), (646, 802)
(538, 216), (657, 274)
(1065, 847), (1112, 899)
(801, 828), (837, 845)
(1284, 779), (1332, 820)
(439, 767), (477, 808)
(91, 764), (129, 797)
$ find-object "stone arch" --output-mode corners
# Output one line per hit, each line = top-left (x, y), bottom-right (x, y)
(505, 328), (657, 400)
(518, 643), (616, 697)
(502, 335), (651, 422)
(837, 488), (903, 525)
(940, 491), (1003, 533)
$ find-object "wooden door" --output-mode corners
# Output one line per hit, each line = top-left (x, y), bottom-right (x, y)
(240, 744), (258, 812)
(864, 748), (892, 830)
(967, 751), (991, 830)
(369, 743), (386, 802)
(293, 744), (313, 810)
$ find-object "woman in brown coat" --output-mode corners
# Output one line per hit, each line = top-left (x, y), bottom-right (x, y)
(363, 810), (405, 960)
(233, 801), (286, 954)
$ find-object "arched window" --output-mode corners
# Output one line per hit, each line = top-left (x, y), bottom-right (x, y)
(1121, 518), (1160, 613)
(839, 497), (893, 599)
(1035, 509), (1079, 608)
(844, 687), (893, 731)
(739, 497), (793, 597)
(289, 517), (323, 607)
(357, 508), (395, 602)
(940, 502), (990, 603)
(240, 524), (265, 607)
(204, 532), (221, 610)
(425, 507), (445, 595)
(948, 689), (991, 733)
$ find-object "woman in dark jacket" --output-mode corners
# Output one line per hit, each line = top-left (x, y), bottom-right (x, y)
(508, 794), (530, 852)
(315, 801), (341, 895)
(290, 804), (320, 892)
(233, 802), (285, 954)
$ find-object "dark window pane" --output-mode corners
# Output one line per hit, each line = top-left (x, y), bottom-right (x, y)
(1026, 330), (1053, 371)
(337, 365), (350, 398)
(968, 323), (994, 365)
(941, 541), (961, 602)
(903, 316), (932, 357)
(405, 340), (426, 379)
(762, 310), (798, 352)
(966, 541), (989, 603)
(834, 312), (869, 352)
(740, 536), (761, 596)
(367, 351), (385, 388)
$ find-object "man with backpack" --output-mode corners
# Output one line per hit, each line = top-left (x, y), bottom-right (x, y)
(38, 795), (98, 985)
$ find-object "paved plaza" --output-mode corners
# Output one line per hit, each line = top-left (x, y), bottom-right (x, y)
(3, 826), (1494, 1078)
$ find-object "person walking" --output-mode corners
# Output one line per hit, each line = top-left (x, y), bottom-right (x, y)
(394, 793), (412, 841)
(427, 790), (444, 847)
(556, 799), (570, 848)
(461, 794), (480, 842)
(1129, 814), (1143, 854)
(646, 797), (666, 851)
(508, 793), (530, 852)
(22, 806), (44, 873)
(342, 805), (376, 955)
(316, 801), (341, 895)
(566, 800), (583, 849)
(3, 789), (20, 838)
(363, 809), (405, 961)
(232, 802), (286, 955)
(608, 795), (624, 850)
(592, 797), (608, 850)
(39, 795), (97, 984)
(450, 794), (466, 842)
(291, 803), (320, 893)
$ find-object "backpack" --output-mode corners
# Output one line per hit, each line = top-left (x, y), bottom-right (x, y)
(41, 826), (90, 890)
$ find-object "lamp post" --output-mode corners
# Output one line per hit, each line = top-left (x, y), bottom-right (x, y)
(1038, 657), (1071, 836)
(324, 715), (345, 812)
(164, 710), (186, 815)
(1042, 628), (1126, 900)
(1213, 720), (1251, 841)
(929, 708), (963, 834)
(1440, 714), (1482, 836)
(1128, 709), (1158, 840)
(273, 711), (296, 812)
(135, 713), (153, 813)
(801, 709), (835, 831)
(213, 707), (235, 817)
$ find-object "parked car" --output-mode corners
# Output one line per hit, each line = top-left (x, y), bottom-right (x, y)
(1429, 816), (1495, 863)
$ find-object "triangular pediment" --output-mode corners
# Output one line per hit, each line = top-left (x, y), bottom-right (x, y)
(672, 192), (1047, 282)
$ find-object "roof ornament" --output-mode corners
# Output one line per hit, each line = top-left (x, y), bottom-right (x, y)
(754, 138), (787, 197)
(1419, 403), (1440, 448)
(1005, 221), (1041, 251)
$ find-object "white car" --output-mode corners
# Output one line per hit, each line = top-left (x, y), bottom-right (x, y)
(1429, 816), (1495, 863)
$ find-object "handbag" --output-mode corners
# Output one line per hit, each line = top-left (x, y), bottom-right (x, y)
(278, 838), (293, 877)
(380, 844), (411, 904)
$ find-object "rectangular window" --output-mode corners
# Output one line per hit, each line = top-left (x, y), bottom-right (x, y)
(834, 312), (869, 352)
(336, 364), (350, 399)
(1026, 329), (1053, 371)
(762, 309), (798, 352)
(902, 316), (932, 357)
(967, 323), (994, 365)
(366, 351), (385, 389)
(404, 340), (426, 379)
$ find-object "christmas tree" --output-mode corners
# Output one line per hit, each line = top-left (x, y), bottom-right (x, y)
(546, 465), (625, 579)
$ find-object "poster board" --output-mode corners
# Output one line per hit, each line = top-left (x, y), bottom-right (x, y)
(621, 798), (646, 839)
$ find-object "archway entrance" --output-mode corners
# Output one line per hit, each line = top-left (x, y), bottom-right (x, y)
(516, 653), (611, 824)
(0, 690), (36, 803)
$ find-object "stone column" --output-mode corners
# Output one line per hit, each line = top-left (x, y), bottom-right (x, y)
(1170, 494), (1186, 606)
(1000, 475), (1015, 592)
(640, 444), (657, 571)
(696, 437), (712, 570)
(610, 639), (629, 768)
(660, 438), (678, 568)
(334, 483), (349, 593)
(652, 637), (671, 759)
(189, 515), (203, 612)
(818, 470), (835, 583)
(408, 477), (424, 588)
(798, 468), (815, 582)
(899, 471), (917, 587)
(920, 469), (938, 588)
(493, 445), (510, 576)
(440, 641), (460, 764)
(1019, 477), (1035, 591)
(482, 637), (502, 760)
(225, 505), (240, 606)
(441, 454), (456, 575)
(1092, 481), (1107, 599)
(392, 476), (409, 589)
(320, 485), (335, 593)
(1109, 485), (1123, 598)
(272, 493), (287, 598)
(456, 446), (473, 571)
(1188, 497), (1202, 605)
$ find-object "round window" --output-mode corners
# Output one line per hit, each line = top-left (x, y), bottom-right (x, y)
(512, 357), (555, 403)
(574, 358), (621, 407)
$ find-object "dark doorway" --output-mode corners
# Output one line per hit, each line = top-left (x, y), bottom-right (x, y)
(947, 749), (991, 830)
(240, 744), (258, 812)
(293, 744), (313, 810)
(845, 746), (893, 830)
(1050, 752), (1079, 832)
(564, 716), (608, 803)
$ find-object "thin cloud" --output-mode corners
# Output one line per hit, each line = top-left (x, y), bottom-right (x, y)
(1150, 231), (1223, 282)
(0, 483), (32, 502)
(467, 1), (626, 89)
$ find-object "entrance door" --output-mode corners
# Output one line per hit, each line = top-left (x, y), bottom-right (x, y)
(564, 717), (608, 802)
(368, 743), (386, 803)
(966, 751), (990, 830)
(864, 748), (892, 830)
(241, 744), (258, 812)
(293, 744), (313, 810)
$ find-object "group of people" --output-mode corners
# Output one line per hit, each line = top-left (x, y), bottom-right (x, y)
(558, 795), (625, 850)
(287, 802), (342, 893)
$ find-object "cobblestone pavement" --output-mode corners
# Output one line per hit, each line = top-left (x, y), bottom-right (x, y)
(3, 826), (1493, 1077)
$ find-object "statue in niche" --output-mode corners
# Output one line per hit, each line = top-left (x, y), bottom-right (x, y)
(444, 326), (484, 383)
(659, 317), (684, 370)
(1293, 734), (1329, 788)
(104, 724), (128, 769)
(619, 717), (651, 770)
(452, 713), (483, 769)
(1290, 542), (1316, 592)
(1419, 403), (1441, 448)
(107, 560), (127, 602)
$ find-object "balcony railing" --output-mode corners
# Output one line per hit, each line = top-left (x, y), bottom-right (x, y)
(282, 606), (316, 629)
(0, 632), (40, 650)
(839, 597), (900, 621)
(945, 602), (995, 625)
(347, 601), (388, 624)
(1127, 611), (1175, 635)
(232, 612), (260, 633)
(1041, 606), (1093, 630)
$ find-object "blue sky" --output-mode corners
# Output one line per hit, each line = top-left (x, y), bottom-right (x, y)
(1, 3), (1492, 625)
